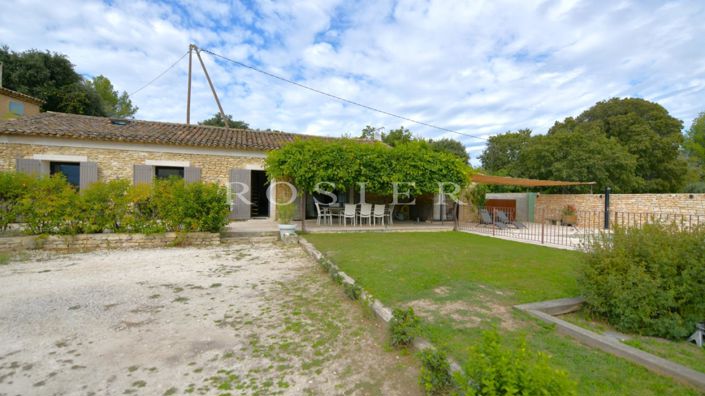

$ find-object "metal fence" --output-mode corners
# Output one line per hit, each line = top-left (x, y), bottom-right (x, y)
(459, 207), (705, 249)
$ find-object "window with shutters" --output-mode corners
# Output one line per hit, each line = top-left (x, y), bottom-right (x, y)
(50, 162), (80, 187)
(9, 101), (25, 115)
(155, 166), (184, 180)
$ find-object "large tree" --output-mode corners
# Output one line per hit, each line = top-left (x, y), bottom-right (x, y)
(685, 112), (705, 168)
(518, 124), (639, 192)
(89, 75), (138, 118)
(199, 113), (249, 129)
(429, 138), (469, 163)
(381, 126), (413, 147)
(0, 46), (137, 117)
(479, 129), (532, 175)
(551, 98), (686, 192)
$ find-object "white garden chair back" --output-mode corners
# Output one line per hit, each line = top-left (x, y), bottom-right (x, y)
(342, 203), (357, 226)
(359, 203), (373, 226)
(373, 204), (386, 226)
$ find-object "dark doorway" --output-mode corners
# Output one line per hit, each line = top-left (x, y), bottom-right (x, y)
(50, 162), (80, 187)
(250, 170), (270, 218)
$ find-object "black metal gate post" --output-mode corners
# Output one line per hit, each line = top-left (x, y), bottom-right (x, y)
(604, 187), (611, 229)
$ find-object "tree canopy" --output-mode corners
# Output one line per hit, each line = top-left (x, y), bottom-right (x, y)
(479, 98), (687, 193)
(685, 112), (705, 168)
(265, 138), (469, 196)
(199, 113), (249, 129)
(380, 126), (413, 147)
(428, 138), (470, 163)
(0, 46), (137, 118)
(89, 75), (138, 118)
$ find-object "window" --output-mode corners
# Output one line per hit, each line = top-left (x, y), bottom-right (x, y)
(9, 101), (25, 115)
(155, 166), (184, 180)
(50, 162), (80, 187)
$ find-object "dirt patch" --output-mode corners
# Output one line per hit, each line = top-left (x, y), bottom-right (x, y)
(0, 243), (419, 395)
(408, 289), (518, 331)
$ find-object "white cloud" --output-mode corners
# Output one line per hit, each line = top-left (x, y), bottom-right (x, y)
(2, 0), (705, 165)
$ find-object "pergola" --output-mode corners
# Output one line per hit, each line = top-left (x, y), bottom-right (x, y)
(471, 174), (596, 189)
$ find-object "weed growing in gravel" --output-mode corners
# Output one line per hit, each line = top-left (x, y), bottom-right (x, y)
(390, 307), (420, 348)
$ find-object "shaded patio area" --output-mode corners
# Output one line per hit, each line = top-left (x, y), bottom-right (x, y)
(224, 219), (454, 237)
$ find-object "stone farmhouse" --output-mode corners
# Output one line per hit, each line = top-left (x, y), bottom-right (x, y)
(0, 111), (316, 220)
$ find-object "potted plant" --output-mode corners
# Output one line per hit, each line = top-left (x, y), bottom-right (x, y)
(277, 202), (296, 239)
(561, 205), (577, 226)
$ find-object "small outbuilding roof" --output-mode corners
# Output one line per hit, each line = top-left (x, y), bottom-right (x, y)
(0, 87), (45, 105)
(471, 174), (596, 187)
(0, 111), (323, 152)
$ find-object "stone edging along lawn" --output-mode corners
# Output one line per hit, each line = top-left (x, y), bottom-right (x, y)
(515, 298), (705, 393)
(298, 237), (462, 373)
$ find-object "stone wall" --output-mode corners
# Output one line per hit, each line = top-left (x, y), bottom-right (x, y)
(0, 142), (265, 186)
(0, 232), (221, 253)
(536, 193), (705, 215)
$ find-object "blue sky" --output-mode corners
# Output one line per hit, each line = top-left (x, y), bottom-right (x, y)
(2, 0), (705, 164)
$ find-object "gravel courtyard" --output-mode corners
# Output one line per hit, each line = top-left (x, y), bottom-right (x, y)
(0, 242), (419, 396)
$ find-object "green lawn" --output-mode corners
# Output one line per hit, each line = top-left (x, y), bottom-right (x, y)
(563, 310), (705, 375)
(306, 231), (701, 396)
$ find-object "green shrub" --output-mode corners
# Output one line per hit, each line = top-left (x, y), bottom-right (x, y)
(1, 171), (230, 235)
(390, 307), (420, 347)
(0, 172), (33, 231)
(581, 223), (705, 339)
(20, 174), (81, 235)
(120, 182), (164, 234)
(454, 330), (576, 396)
(418, 349), (454, 395)
(79, 179), (131, 233)
(343, 282), (362, 300)
(683, 182), (705, 193)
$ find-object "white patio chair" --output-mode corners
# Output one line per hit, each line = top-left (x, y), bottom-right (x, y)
(373, 204), (385, 226)
(314, 200), (332, 225)
(358, 203), (372, 226)
(385, 204), (395, 225)
(342, 203), (356, 226)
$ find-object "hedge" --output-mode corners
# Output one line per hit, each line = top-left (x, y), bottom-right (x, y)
(581, 223), (705, 339)
(0, 172), (230, 235)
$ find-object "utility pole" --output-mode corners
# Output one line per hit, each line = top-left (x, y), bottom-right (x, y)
(186, 44), (194, 124)
(193, 45), (230, 128)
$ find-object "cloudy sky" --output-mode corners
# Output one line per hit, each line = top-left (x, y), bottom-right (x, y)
(2, 0), (704, 163)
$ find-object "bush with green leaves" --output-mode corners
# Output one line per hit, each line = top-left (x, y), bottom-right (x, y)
(1, 172), (230, 235)
(0, 172), (33, 231)
(581, 223), (705, 339)
(19, 174), (81, 235)
(418, 349), (454, 395)
(454, 330), (576, 396)
(343, 282), (362, 300)
(390, 307), (420, 347)
(78, 179), (131, 233)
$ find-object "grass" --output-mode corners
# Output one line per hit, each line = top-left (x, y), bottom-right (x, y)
(0, 253), (9, 266)
(306, 231), (701, 396)
(563, 310), (705, 375)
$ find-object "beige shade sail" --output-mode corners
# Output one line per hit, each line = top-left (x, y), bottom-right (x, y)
(471, 174), (596, 187)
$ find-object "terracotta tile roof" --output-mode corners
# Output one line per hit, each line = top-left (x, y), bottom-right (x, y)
(0, 111), (326, 151)
(0, 87), (45, 105)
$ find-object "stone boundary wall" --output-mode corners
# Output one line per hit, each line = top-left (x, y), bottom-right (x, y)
(0, 232), (221, 253)
(536, 193), (705, 215)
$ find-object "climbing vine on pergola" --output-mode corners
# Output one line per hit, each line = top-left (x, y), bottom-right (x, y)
(264, 138), (470, 196)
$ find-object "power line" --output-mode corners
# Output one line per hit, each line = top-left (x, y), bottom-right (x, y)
(130, 50), (189, 96)
(199, 47), (488, 142)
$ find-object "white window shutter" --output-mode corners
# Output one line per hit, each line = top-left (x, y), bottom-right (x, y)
(79, 162), (98, 190)
(184, 167), (202, 183)
(133, 164), (154, 185)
